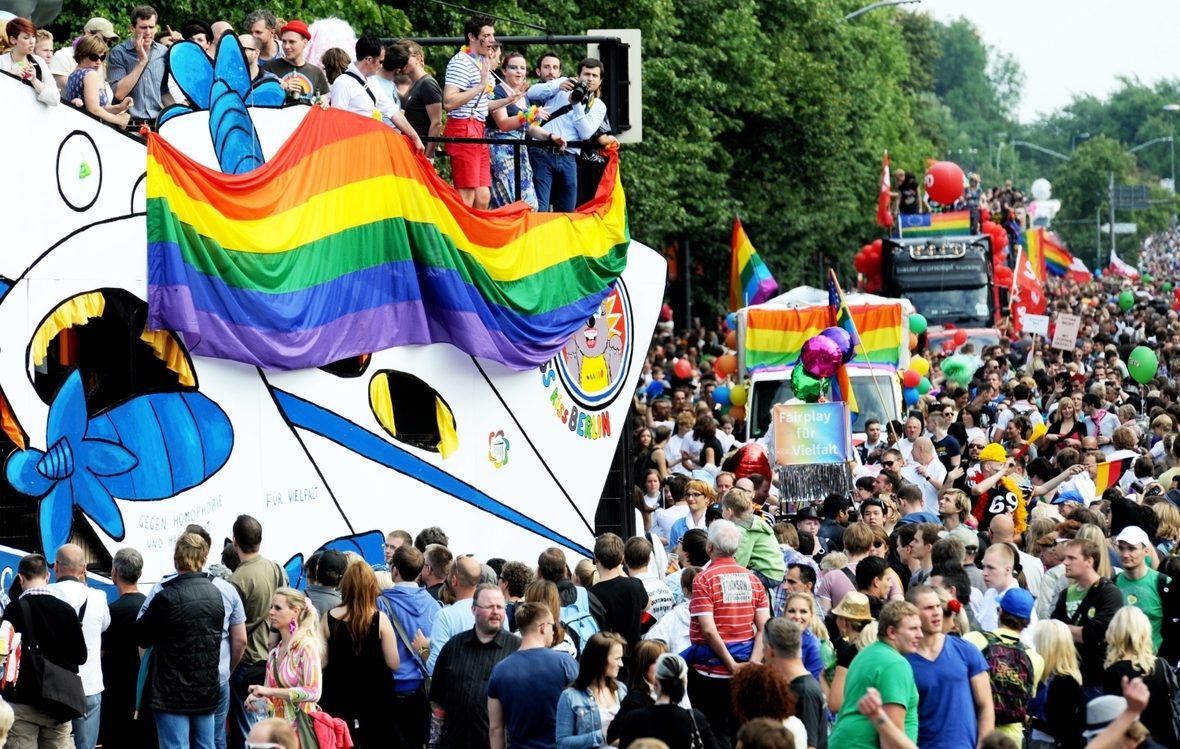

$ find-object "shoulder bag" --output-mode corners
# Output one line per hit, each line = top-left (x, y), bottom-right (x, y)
(17, 597), (87, 722)
(380, 598), (431, 694)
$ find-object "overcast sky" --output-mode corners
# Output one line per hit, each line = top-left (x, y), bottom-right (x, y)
(926, 0), (1180, 123)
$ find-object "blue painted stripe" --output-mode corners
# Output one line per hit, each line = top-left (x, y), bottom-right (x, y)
(149, 241), (611, 344)
(272, 388), (591, 557)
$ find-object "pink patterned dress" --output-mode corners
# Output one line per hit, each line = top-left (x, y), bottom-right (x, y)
(264, 634), (322, 723)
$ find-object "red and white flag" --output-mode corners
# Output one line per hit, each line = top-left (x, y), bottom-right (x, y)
(1067, 256), (1091, 283)
(876, 150), (893, 228)
(1110, 248), (1139, 279)
(1011, 249), (1046, 332)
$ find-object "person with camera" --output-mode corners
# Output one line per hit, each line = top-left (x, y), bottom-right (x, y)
(525, 57), (607, 212)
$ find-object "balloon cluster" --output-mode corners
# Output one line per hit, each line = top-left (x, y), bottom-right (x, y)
(794, 327), (855, 402)
(854, 239), (885, 294)
(940, 328), (969, 354)
(980, 220), (1013, 287)
(899, 356), (930, 406)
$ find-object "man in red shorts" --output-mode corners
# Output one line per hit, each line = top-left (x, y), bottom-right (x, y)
(443, 15), (496, 208)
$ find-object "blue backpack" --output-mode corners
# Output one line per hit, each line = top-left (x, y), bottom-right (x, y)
(560, 586), (599, 655)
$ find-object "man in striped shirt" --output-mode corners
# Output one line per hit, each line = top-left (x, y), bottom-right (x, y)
(443, 15), (496, 209)
(685, 519), (771, 748)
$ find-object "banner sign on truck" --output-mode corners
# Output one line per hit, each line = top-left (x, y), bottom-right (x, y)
(773, 403), (850, 466)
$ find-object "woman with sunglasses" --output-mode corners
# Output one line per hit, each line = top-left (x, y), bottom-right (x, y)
(64, 34), (131, 127)
(486, 51), (563, 210)
(2, 17), (59, 106)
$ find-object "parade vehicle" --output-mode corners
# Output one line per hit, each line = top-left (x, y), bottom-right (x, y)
(881, 234), (998, 328)
(0, 38), (663, 593)
(731, 287), (911, 443)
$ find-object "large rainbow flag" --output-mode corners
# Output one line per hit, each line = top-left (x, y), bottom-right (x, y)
(744, 303), (902, 372)
(1023, 228), (1048, 282)
(729, 218), (778, 312)
(896, 211), (971, 237)
(146, 107), (630, 371)
(1043, 232), (1073, 277)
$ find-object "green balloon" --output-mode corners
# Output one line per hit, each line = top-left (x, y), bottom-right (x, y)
(1119, 290), (1134, 311)
(1143, 273), (1153, 284)
(909, 313), (928, 335)
(917, 376), (932, 395)
(1128, 346), (1159, 384)
(1164, 282), (1174, 292)
(791, 363), (825, 402)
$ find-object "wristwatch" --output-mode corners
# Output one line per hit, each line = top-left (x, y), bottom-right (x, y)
(875, 716), (888, 726)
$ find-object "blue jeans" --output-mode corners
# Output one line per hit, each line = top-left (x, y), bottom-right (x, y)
(215, 681), (230, 749)
(72, 693), (101, 749)
(530, 149), (578, 212)
(155, 711), (214, 749)
(228, 662), (264, 749)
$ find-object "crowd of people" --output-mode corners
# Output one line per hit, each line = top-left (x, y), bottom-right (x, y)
(1, 10), (616, 215)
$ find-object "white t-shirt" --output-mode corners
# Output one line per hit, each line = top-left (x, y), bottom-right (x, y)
(652, 504), (690, 549)
(47, 580), (111, 695)
(901, 457), (947, 513)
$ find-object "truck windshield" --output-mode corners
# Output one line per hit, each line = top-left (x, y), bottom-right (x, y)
(906, 287), (992, 326)
(749, 372), (896, 439)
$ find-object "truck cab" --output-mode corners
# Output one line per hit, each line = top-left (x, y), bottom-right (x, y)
(882, 235), (996, 327)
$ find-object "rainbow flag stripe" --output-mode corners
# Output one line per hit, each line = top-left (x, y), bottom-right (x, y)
(897, 211), (972, 237)
(745, 304), (902, 372)
(146, 107), (630, 371)
(730, 218), (778, 312)
(1043, 234), (1073, 277)
(1023, 229), (1048, 282)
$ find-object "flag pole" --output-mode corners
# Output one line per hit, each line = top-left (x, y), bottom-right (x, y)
(831, 270), (895, 440)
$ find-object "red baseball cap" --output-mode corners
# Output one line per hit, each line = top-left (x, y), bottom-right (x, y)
(281, 20), (311, 40)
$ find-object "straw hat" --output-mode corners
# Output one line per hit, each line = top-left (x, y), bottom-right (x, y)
(829, 591), (873, 622)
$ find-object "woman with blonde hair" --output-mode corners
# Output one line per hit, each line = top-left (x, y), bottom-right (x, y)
(1102, 607), (1178, 746)
(934, 586), (969, 636)
(524, 578), (578, 655)
(1153, 502), (1180, 556)
(1076, 524), (1113, 579)
(574, 558), (599, 588)
(245, 588), (323, 733)
(1028, 620), (1085, 749)
(782, 592), (832, 690)
(319, 559), (400, 747)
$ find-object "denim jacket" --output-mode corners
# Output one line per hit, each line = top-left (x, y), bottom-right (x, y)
(556, 684), (629, 749)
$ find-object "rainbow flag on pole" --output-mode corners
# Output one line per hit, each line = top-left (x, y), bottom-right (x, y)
(146, 107), (629, 371)
(730, 218), (778, 312)
(896, 211), (972, 237)
(828, 271), (859, 415)
(1023, 228), (1048, 282)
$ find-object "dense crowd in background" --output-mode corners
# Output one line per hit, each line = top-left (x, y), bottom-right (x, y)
(0, 9), (617, 216)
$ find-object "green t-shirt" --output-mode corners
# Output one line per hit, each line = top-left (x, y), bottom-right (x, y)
(1064, 583), (1090, 619)
(1117, 569), (1163, 651)
(829, 641), (919, 749)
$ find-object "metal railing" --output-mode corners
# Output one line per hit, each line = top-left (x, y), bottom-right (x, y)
(424, 134), (599, 203)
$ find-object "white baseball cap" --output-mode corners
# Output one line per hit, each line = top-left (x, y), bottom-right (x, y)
(1115, 526), (1151, 549)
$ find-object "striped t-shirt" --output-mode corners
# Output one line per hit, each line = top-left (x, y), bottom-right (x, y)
(444, 50), (487, 121)
(688, 557), (769, 676)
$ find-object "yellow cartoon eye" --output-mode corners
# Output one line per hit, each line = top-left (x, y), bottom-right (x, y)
(369, 370), (459, 458)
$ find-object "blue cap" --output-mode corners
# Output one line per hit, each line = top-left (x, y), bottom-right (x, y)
(1052, 489), (1085, 505)
(998, 587), (1035, 620)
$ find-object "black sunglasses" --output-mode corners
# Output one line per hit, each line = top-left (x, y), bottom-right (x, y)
(88, 53), (107, 62)
(881, 460), (895, 467)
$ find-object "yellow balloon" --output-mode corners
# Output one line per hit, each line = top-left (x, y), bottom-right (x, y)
(910, 356), (930, 377)
(730, 384), (748, 407)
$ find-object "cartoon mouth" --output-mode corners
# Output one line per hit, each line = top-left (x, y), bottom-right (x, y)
(585, 328), (597, 348)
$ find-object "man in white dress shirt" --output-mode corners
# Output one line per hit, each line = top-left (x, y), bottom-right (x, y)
(329, 34), (424, 154)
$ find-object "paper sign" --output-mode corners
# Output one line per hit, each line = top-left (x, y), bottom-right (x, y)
(1052, 314), (1080, 351)
(773, 402), (850, 466)
(1023, 314), (1049, 338)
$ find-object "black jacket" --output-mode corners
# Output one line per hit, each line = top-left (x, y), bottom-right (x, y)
(1153, 557), (1180, 667)
(1051, 576), (1123, 687)
(1, 593), (87, 707)
(136, 572), (225, 713)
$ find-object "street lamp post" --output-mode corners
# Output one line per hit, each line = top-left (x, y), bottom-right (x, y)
(1164, 104), (1179, 191)
(841, 0), (921, 21)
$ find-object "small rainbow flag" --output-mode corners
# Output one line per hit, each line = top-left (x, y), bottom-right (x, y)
(896, 210), (972, 237)
(730, 218), (778, 312)
(1023, 228), (1048, 283)
(146, 107), (629, 371)
(1043, 232), (1073, 277)
(744, 303), (902, 373)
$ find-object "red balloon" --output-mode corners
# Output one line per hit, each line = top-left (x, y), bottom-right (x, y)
(953, 329), (969, 346)
(942, 340), (955, 353)
(902, 368), (921, 388)
(854, 253), (868, 273)
(673, 359), (692, 379)
(925, 162), (965, 205)
(871, 239), (883, 252)
(866, 278), (882, 293)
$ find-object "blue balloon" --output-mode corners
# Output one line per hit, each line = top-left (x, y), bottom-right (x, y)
(646, 380), (666, 398)
(714, 386), (731, 407)
(726, 313), (737, 330)
(903, 386), (919, 406)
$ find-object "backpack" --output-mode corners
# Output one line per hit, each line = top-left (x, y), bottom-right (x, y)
(981, 632), (1034, 725)
(560, 586), (600, 655)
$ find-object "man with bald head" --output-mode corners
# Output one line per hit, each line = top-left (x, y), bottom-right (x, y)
(988, 514), (1044, 602)
(900, 437), (945, 514)
(426, 555), (482, 672)
(49, 543), (111, 749)
(975, 542), (1037, 647)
